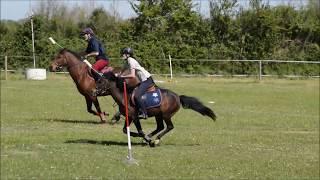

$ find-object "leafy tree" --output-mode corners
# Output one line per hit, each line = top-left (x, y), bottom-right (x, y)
(0, 0), (319, 76)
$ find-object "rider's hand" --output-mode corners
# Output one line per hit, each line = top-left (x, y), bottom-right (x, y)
(117, 75), (125, 81)
(80, 56), (86, 61)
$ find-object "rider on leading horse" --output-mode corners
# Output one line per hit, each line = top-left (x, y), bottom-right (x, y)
(80, 27), (109, 95)
(119, 47), (155, 119)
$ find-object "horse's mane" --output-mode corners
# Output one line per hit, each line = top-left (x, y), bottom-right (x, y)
(102, 71), (126, 92)
(60, 48), (82, 60)
(103, 71), (116, 81)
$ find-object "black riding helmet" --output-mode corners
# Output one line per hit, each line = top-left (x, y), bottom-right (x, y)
(121, 47), (133, 57)
(80, 27), (95, 36)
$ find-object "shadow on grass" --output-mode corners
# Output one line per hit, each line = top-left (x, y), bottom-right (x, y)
(65, 139), (201, 147)
(65, 139), (146, 146)
(44, 118), (108, 125)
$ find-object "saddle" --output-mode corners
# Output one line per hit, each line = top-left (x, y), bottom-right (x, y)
(91, 67), (114, 96)
(87, 66), (113, 80)
(131, 86), (162, 109)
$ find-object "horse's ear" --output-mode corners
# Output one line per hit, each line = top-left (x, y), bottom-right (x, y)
(112, 67), (122, 74)
(102, 71), (115, 81)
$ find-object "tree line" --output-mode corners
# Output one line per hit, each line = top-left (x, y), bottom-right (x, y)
(0, 0), (319, 76)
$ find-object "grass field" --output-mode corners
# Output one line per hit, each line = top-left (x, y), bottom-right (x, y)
(1, 75), (319, 179)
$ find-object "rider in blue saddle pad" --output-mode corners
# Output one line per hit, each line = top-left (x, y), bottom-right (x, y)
(118, 47), (156, 119)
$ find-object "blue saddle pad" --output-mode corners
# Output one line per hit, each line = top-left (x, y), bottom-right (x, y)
(141, 89), (162, 109)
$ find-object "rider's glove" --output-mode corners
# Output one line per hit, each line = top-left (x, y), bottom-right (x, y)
(80, 56), (85, 61)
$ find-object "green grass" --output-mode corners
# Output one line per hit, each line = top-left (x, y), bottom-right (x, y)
(1, 75), (319, 179)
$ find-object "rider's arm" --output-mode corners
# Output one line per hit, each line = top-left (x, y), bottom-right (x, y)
(85, 51), (99, 58)
(120, 68), (135, 79)
(85, 38), (100, 58)
(120, 58), (136, 79)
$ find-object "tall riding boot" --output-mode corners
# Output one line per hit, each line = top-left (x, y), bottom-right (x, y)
(91, 69), (102, 81)
(92, 70), (103, 96)
(137, 98), (148, 119)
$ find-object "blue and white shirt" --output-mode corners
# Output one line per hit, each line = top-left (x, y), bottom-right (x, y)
(124, 57), (151, 81)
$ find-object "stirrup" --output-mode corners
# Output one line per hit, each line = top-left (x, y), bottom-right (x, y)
(92, 89), (98, 96)
(97, 72), (103, 77)
(138, 112), (148, 119)
(93, 88), (107, 96)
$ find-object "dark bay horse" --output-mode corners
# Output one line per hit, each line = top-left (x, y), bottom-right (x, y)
(100, 72), (217, 146)
(49, 48), (110, 123)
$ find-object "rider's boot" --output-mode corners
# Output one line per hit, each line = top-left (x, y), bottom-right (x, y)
(92, 70), (104, 96)
(137, 98), (148, 119)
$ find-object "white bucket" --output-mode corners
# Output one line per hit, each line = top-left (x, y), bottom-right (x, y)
(25, 68), (47, 80)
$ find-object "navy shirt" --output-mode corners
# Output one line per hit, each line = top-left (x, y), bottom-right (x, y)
(86, 36), (108, 61)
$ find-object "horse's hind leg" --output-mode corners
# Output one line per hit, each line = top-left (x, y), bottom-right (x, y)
(151, 118), (174, 146)
(147, 115), (165, 139)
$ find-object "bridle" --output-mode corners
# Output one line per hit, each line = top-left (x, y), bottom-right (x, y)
(53, 54), (83, 71)
(53, 54), (67, 71)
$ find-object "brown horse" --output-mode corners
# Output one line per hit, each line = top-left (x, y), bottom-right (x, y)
(49, 48), (110, 123)
(100, 71), (217, 147)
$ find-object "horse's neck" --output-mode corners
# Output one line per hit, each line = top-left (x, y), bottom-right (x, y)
(67, 60), (88, 83)
(121, 69), (140, 88)
(109, 82), (126, 107)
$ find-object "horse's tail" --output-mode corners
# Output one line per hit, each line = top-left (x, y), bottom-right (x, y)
(179, 95), (216, 121)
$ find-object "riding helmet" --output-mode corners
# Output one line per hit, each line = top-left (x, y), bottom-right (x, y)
(80, 27), (95, 36)
(121, 47), (134, 56)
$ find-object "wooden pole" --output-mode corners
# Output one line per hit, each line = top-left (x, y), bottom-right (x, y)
(169, 54), (173, 80)
(5, 56), (8, 80)
(31, 15), (36, 68)
(259, 60), (262, 81)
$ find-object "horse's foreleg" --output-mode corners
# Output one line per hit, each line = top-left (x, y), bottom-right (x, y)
(111, 111), (121, 123)
(147, 115), (165, 139)
(85, 96), (97, 115)
(91, 96), (107, 123)
(122, 117), (151, 144)
(122, 122), (140, 137)
(133, 118), (151, 143)
(85, 96), (106, 123)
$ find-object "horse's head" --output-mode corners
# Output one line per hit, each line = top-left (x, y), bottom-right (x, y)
(49, 49), (68, 72)
(103, 71), (117, 81)
(49, 49), (81, 72)
(102, 71), (125, 91)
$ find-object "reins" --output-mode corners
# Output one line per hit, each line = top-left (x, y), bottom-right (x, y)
(55, 51), (84, 71)
(66, 60), (84, 71)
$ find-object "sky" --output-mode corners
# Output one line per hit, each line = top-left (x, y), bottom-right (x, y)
(0, 0), (307, 21)
(0, 0), (138, 20)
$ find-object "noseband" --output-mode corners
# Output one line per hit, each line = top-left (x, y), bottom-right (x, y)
(54, 54), (82, 70)
(53, 54), (67, 71)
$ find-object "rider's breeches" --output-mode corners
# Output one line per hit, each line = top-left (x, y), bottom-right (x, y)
(134, 77), (154, 113)
(92, 59), (109, 81)
(92, 59), (109, 72)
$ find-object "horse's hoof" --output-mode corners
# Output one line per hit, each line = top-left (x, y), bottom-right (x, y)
(141, 139), (149, 146)
(99, 113), (107, 123)
(111, 114), (121, 122)
(100, 120), (106, 124)
(149, 142), (156, 147)
(154, 139), (161, 145)
(100, 117), (107, 123)
(148, 139), (160, 147)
